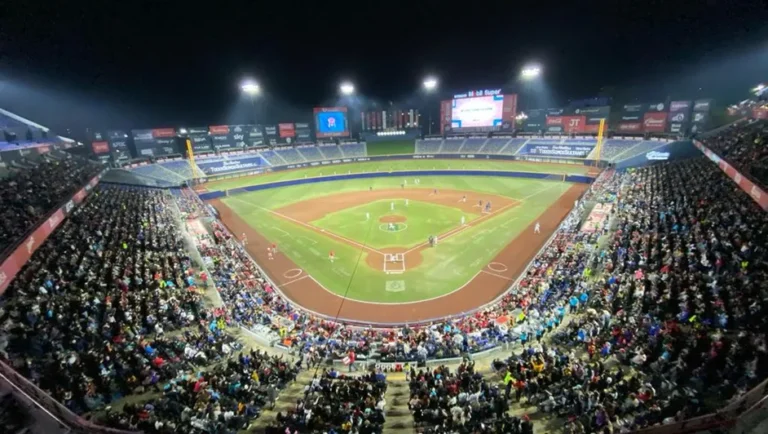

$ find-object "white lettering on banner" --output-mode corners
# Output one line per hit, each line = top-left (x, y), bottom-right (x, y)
(65, 200), (75, 214)
(671, 113), (685, 122)
(26, 236), (35, 254)
(644, 118), (665, 127)
(751, 185), (762, 201)
(453, 89), (502, 99)
(734, 173), (742, 184)
(645, 151), (670, 161)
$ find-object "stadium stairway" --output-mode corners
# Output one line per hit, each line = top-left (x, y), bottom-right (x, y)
(382, 380), (414, 432)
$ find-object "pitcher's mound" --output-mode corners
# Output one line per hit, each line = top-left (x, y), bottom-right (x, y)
(379, 215), (407, 223)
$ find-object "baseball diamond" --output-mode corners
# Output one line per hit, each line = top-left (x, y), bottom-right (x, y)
(208, 171), (586, 324)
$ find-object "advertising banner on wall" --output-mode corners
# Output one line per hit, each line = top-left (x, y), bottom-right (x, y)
(186, 127), (212, 152)
(668, 100), (691, 134)
(294, 122), (311, 141)
(132, 128), (178, 157)
(621, 104), (646, 121)
(278, 123), (296, 138)
(264, 125), (278, 145)
(546, 115), (586, 133)
(574, 106), (610, 125)
(107, 130), (131, 160)
(643, 112), (667, 132)
(229, 125), (249, 148)
(646, 102), (667, 113)
(501, 94), (518, 130)
(313, 107), (350, 138)
(691, 99), (714, 133)
(209, 125), (233, 150)
(91, 141), (110, 154)
(249, 125), (264, 146)
(617, 122), (643, 133)
(522, 109), (546, 132)
(440, 100), (452, 134)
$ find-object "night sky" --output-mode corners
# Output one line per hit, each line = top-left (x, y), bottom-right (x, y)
(2, 0), (767, 137)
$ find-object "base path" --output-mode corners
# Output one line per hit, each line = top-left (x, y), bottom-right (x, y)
(208, 183), (587, 325)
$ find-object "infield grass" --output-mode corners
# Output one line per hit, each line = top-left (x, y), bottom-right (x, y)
(311, 199), (476, 250)
(222, 176), (573, 303)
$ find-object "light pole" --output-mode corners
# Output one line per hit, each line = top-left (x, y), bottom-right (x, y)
(520, 64), (542, 80)
(240, 79), (261, 124)
(339, 81), (355, 96)
(423, 76), (438, 135)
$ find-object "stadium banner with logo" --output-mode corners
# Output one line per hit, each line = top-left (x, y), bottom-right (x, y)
(546, 115), (586, 133)
(617, 122), (643, 133)
(691, 99), (714, 133)
(294, 122), (311, 141)
(440, 100), (452, 134)
(501, 94), (518, 130)
(668, 100), (691, 134)
(643, 112), (667, 133)
(522, 142), (595, 158)
(106, 130), (131, 160)
(228, 125), (250, 148)
(248, 125), (264, 146)
(646, 102), (667, 113)
(575, 106), (610, 125)
(132, 128), (178, 157)
(91, 141), (110, 155)
(186, 127), (212, 153)
(278, 123), (296, 138)
(620, 104), (646, 121)
(196, 155), (267, 175)
(522, 109), (546, 132)
(669, 101), (692, 113)
(693, 99), (713, 112)
(209, 125), (234, 150)
(264, 125), (278, 145)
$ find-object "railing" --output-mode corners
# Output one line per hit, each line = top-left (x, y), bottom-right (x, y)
(0, 360), (137, 434)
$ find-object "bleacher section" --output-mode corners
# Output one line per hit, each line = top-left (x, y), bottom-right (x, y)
(613, 140), (668, 161)
(274, 147), (305, 164)
(460, 138), (487, 153)
(339, 142), (366, 157)
(588, 138), (642, 161)
(415, 139), (443, 153)
(500, 138), (529, 155)
(129, 164), (185, 183)
(318, 144), (342, 159)
(159, 159), (202, 179)
(479, 138), (511, 154)
(258, 149), (287, 165)
(296, 145), (323, 161)
(440, 138), (465, 153)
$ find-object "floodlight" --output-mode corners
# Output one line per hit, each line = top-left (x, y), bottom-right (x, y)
(340, 81), (355, 95)
(521, 64), (542, 79)
(423, 76), (438, 91)
(240, 80), (260, 95)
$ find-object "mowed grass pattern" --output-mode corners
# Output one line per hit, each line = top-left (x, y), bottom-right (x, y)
(222, 176), (573, 303)
(311, 199), (474, 250)
(206, 159), (589, 191)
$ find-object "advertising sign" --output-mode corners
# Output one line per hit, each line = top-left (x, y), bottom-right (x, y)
(209, 125), (229, 135)
(196, 155), (265, 175)
(525, 143), (595, 157)
(693, 99), (713, 112)
(440, 100), (452, 134)
(189, 135), (212, 152)
(107, 130), (130, 160)
(643, 112), (667, 132)
(278, 123), (296, 138)
(618, 122), (643, 133)
(574, 106), (610, 124)
(91, 141), (110, 154)
(621, 104), (645, 121)
(646, 102), (667, 112)
(547, 115), (586, 133)
(669, 101), (692, 112)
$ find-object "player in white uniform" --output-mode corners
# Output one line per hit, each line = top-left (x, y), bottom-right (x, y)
(534, 222), (541, 234)
(461, 216), (466, 225)
(241, 233), (248, 245)
(366, 212), (370, 221)
(405, 199), (409, 207)
(390, 202), (394, 211)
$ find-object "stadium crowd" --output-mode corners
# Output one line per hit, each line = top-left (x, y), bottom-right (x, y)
(2, 121), (768, 433)
(0, 156), (103, 253)
(701, 119), (768, 188)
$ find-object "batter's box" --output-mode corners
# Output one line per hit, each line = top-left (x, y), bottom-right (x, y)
(383, 253), (406, 274)
(385, 280), (406, 292)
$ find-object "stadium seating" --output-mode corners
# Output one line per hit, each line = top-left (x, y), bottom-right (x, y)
(339, 142), (367, 158)
(296, 145), (323, 161)
(700, 120), (768, 188)
(256, 149), (287, 165)
(0, 154), (103, 255)
(158, 159), (202, 180)
(611, 139), (669, 161)
(480, 138), (512, 154)
(440, 138), (465, 153)
(415, 139), (443, 154)
(460, 137), (487, 153)
(130, 163), (186, 183)
(498, 138), (528, 155)
(589, 138), (642, 161)
(273, 147), (305, 164)
(318, 144), (343, 159)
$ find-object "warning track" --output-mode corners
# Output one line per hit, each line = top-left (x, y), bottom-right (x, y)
(208, 184), (586, 325)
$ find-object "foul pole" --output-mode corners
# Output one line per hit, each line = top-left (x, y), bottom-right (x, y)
(186, 139), (203, 180)
(594, 118), (606, 166)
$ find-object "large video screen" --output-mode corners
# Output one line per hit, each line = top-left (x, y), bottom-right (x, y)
(451, 95), (504, 128)
(314, 106), (349, 138)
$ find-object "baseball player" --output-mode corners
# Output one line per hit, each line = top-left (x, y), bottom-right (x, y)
(534, 222), (541, 234)
(241, 233), (248, 245)
(461, 216), (466, 225)
(405, 199), (409, 207)
(271, 243), (278, 254)
(462, 195), (467, 203)
(329, 250), (336, 263)
(390, 202), (394, 211)
(267, 247), (274, 260)
(366, 212), (370, 221)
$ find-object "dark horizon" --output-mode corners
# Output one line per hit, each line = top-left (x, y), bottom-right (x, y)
(1, 0), (767, 137)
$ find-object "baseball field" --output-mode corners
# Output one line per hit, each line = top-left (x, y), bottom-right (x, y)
(206, 160), (590, 324)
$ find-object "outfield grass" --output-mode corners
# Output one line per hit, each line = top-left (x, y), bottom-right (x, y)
(206, 159), (590, 191)
(312, 199), (476, 250)
(222, 175), (573, 303)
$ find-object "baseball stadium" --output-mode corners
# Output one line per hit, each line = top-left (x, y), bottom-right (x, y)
(2, 6), (768, 432)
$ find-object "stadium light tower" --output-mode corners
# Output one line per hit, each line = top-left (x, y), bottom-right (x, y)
(521, 64), (542, 80)
(340, 81), (355, 95)
(423, 76), (438, 91)
(240, 79), (260, 96)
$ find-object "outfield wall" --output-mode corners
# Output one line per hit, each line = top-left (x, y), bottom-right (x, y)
(198, 152), (604, 183)
(197, 169), (595, 200)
